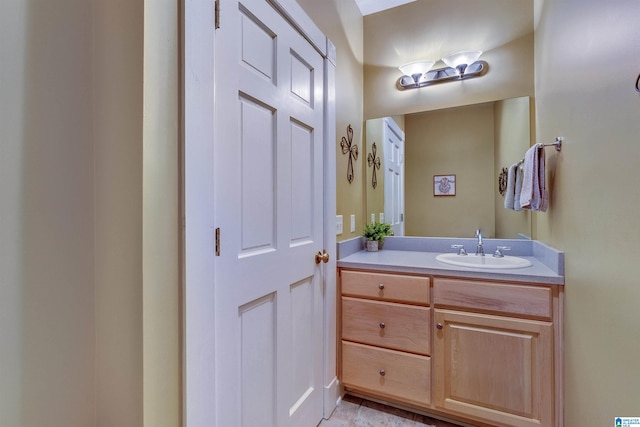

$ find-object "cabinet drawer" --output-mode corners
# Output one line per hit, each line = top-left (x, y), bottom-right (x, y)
(341, 270), (430, 304)
(342, 341), (431, 408)
(342, 297), (430, 355)
(433, 278), (552, 319)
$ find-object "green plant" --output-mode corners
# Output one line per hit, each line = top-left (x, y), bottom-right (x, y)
(362, 221), (393, 242)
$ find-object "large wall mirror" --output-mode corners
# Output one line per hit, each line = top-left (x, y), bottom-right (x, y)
(365, 96), (534, 239)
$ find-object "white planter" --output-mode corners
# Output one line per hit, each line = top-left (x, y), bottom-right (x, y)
(366, 240), (379, 252)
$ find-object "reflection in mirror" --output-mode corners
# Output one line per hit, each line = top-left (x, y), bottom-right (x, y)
(365, 97), (533, 239)
(365, 116), (406, 237)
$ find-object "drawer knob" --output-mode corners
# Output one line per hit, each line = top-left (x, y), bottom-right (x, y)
(379, 369), (386, 377)
(436, 323), (443, 330)
(378, 283), (384, 290)
(379, 322), (385, 329)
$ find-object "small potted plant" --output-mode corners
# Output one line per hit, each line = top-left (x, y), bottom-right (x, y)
(362, 221), (393, 252)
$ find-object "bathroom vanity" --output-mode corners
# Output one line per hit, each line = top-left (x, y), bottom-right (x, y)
(336, 237), (564, 427)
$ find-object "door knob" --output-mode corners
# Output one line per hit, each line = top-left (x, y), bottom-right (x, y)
(436, 323), (443, 330)
(315, 250), (330, 264)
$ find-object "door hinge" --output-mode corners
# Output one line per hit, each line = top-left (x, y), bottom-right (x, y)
(215, 227), (221, 256)
(215, 0), (220, 29)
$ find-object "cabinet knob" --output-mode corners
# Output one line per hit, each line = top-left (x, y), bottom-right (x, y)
(378, 283), (384, 290)
(436, 323), (443, 330)
(379, 322), (385, 329)
(379, 369), (386, 377)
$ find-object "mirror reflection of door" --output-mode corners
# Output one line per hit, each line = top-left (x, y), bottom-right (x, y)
(383, 117), (405, 237)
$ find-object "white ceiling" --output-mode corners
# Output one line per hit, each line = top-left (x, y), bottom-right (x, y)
(354, 0), (417, 16)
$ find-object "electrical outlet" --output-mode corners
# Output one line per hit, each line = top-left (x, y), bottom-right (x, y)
(336, 215), (343, 235)
(350, 214), (356, 233)
(379, 213), (385, 223)
(370, 213), (375, 223)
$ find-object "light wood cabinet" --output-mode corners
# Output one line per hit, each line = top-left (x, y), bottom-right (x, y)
(433, 309), (553, 427)
(339, 270), (431, 407)
(432, 277), (559, 427)
(339, 270), (563, 427)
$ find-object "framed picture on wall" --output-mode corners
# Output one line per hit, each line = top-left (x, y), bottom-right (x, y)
(434, 174), (456, 196)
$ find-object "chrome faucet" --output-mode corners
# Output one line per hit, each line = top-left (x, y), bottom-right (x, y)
(493, 246), (511, 258)
(474, 229), (485, 256)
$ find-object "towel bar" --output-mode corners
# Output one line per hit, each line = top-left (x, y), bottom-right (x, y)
(515, 137), (563, 165)
(541, 136), (563, 152)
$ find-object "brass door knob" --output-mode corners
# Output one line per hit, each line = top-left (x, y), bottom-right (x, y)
(315, 250), (330, 264)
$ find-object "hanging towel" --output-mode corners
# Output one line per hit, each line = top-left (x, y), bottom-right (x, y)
(520, 143), (548, 211)
(514, 163), (524, 211)
(520, 144), (539, 210)
(503, 163), (518, 210)
(537, 146), (548, 211)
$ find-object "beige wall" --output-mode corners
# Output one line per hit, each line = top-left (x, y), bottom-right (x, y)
(94, 1), (144, 426)
(1, 1), (179, 426)
(404, 104), (495, 237)
(535, 0), (640, 425)
(1, 1), (97, 425)
(296, 0), (365, 241)
(363, 0), (534, 120)
(142, 1), (181, 425)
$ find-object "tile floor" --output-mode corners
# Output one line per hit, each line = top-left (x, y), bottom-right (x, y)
(318, 395), (466, 427)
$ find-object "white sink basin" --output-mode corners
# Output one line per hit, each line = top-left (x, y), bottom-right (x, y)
(435, 252), (532, 269)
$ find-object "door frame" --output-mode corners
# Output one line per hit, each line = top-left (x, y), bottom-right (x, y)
(182, 1), (337, 424)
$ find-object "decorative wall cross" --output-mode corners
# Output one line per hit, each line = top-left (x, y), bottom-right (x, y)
(498, 167), (508, 196)
(340, 124), (358, 183)
(367, 142), (381, 189)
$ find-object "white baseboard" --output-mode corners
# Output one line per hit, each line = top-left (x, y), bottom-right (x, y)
(323, 377), (340, 419)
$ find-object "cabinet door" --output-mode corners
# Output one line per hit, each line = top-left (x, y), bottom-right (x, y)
(433, 309), (553, 427)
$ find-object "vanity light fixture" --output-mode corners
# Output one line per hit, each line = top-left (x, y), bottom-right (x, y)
(398, 60), (436, 84)
(441, 50), (483, 75)
(397, 50), (488, 91)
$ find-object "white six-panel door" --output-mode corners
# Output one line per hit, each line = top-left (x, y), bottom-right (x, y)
(383, 117), (405, 237)
(213, 0), (325, 426)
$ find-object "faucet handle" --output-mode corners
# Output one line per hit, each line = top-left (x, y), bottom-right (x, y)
(451, 244), (467, 256)
(493, 246), (511, 258)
